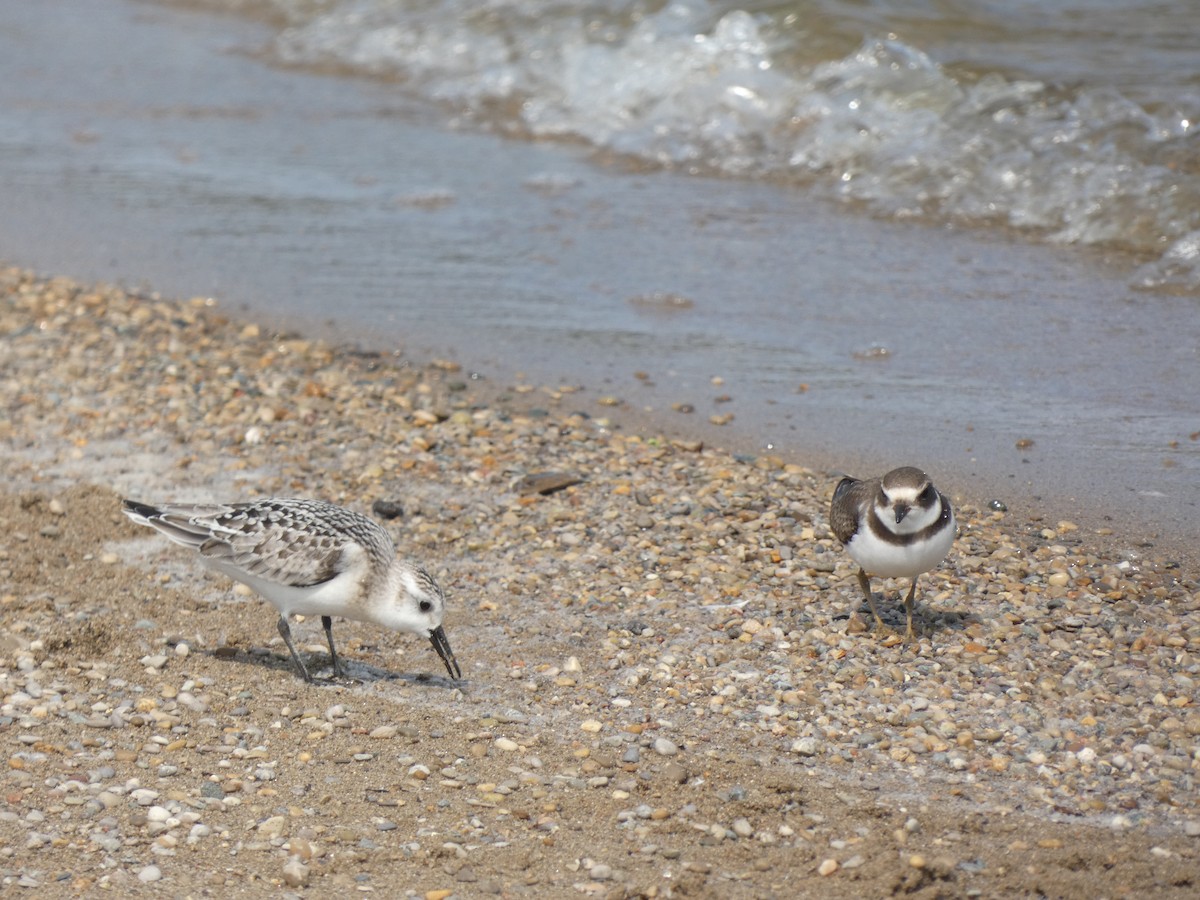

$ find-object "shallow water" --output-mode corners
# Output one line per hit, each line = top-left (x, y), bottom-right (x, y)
(1, 0), (1197, 548)
(193, 0), (1200, 292)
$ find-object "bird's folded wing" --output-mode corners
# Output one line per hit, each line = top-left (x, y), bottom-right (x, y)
(829, 477), (870, 543)
(196, 522), (350, 588)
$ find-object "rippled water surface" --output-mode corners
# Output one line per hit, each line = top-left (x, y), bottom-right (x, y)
(192, 0), (1200, 291)
(1, 0), (1197, 545)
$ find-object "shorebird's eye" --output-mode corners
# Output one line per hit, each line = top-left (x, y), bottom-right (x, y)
(419, 599), (433, 613)
(919, 485), (936, 504)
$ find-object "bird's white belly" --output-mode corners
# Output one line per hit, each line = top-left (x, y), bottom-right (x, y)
(210, 563), (362, 619)
(846, 518), (955, 578)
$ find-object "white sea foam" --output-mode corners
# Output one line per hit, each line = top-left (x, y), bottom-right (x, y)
(161, 0), (1200, 290)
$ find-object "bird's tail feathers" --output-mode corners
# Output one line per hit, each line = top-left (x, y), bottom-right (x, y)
(121, 499), (223, 551)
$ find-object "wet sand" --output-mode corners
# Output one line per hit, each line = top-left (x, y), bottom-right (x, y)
(2, 268), (1198, 897)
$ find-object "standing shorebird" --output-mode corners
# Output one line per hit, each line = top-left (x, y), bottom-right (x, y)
(122, 498), (461, 683)
(829, 467), (955, 639)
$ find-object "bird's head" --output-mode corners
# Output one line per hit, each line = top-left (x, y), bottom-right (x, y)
(396, 566), (461, 679)
(877, 467), (941, 535)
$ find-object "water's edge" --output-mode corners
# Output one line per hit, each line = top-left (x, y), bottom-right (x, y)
(2, 0), (1196, 563)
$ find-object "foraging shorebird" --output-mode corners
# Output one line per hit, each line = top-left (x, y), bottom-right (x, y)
(829, 467), (955, 638)
(122, 497), (461, 683)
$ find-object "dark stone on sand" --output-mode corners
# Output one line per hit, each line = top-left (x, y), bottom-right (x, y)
(372, 499), (405, 519)
(515, 472), (583, 496)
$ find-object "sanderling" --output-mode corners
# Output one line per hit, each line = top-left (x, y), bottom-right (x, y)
(122, 497), (461, 683)
(829, 466), (955, 639)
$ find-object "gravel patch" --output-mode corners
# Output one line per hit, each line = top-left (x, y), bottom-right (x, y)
(1, 267), (1197, 896)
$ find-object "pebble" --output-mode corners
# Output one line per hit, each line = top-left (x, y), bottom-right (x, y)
(282, 858), (310, 888)
(4, 268), (1200, 897)
(138, 865), (163, 884)
(652, 738), (679, 757)
(792, 737), (817, 757)
(731, 818), (754, 838)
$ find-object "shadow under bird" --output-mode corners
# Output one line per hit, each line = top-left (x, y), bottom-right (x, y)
(122, 497), (461, 683)
(829, 466), (955, 639)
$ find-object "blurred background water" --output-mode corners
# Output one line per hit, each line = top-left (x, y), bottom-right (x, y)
(221, 0), (1200, 292)
(1, 0), (1197, 544)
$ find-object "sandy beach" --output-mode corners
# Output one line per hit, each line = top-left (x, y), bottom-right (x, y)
(1, 267), (1198, 897)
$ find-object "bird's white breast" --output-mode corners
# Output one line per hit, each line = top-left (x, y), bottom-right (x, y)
(845, 508), (955, 578)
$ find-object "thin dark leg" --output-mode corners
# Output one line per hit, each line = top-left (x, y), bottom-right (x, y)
(322, 615), (344, 678)
(903, 579), (919, 640)
(277, 615), (314, 683)
(856, 568), (889, 633)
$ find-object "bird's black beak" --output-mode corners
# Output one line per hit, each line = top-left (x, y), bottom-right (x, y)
(429, 625), (462, 680)
(894, 502), (910, 525)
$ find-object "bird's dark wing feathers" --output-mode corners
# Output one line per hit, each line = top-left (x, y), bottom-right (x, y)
(829, 476), (876, 545)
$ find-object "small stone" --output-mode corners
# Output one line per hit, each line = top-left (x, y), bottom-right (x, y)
(131, 789), (159, 806)
(137, 865), (162, 884)
(516, 472), (583, 496)
(652, 737), (679, 757)
(494, 738), (519, 752)
(282, 858), (309, 888)
(372, 499), (404, 520)
(200, 780), (224, 799)
(662, 761), (688, 784)
(257, 815), (287, 838)
(288, 838), (314, 862)
(369, 725), (398, 739)
(818, 859), (838, 876)
(792, 737), (817, 756)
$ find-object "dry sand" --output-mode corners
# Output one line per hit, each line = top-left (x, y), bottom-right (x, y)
(1, 267), (1198, 897)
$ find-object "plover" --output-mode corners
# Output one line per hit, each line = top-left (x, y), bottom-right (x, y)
(122, 498), (461, 683)
(829, 467), (955, 639)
